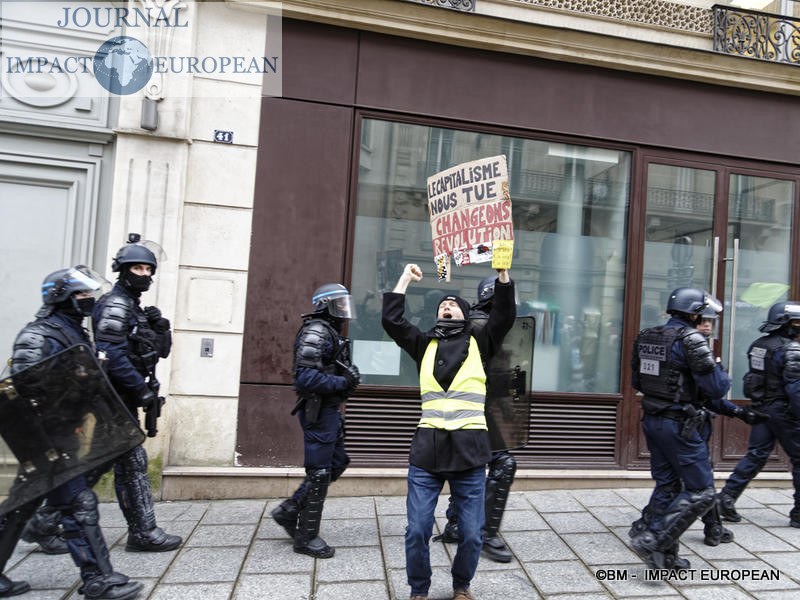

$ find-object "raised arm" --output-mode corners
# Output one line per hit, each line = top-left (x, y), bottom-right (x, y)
(393, 263), (423, 294)
(383, 264), (428, 362)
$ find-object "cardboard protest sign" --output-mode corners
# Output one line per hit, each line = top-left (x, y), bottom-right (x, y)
(427, 155), (513, 279)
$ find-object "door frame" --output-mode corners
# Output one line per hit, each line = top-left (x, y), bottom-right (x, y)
(624, 148), (800, 469)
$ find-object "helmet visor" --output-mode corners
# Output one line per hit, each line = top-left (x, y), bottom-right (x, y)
(137, 240), (167, 264)
(703, 294), (723, 314)
(328, 295), (355, 319)
(68, 266), (112, 299)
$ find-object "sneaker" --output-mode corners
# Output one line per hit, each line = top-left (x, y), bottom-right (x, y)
(452, 589), (473, 600)
(717, 491), (742, 523)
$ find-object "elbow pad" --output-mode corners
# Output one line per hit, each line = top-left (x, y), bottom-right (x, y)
(681, 330), (716, 375)
(94, 295), (133, 343)
(784, 342), (800, 380)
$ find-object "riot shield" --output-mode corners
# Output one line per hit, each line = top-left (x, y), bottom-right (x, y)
(0, 344), (144, 514)
(472, 316), (535, 451)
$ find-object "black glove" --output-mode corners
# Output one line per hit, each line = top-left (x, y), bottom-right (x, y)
(138, 387), (156, 410)
(735, 405), (770, 425)
(144, 306), (170, 333)
(342, 364), (360, 391)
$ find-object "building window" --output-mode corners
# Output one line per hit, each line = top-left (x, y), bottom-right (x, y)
(350, 118), (631, 393)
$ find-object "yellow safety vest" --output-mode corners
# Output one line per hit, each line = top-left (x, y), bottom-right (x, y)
(418, 337), (487, 431)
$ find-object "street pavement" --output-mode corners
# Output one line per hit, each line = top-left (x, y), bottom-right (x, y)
(7, 486), (800, 600)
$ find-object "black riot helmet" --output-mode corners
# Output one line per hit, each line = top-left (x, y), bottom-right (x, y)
(759, 301), (800, 333)
(311, 283), (355, 319)
(666, 287), (707, 317)
(38, 266), (111, 317)
(111, 233), (159, 274)
(477, 275), (498, 303)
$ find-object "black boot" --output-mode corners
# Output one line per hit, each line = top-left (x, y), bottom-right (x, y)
(481, 452), (515, 563)
(67, 489), (143, 600)
(702, 497), (734, 546)
(482, 535), (512, 563)
(703, 522), (734, 546)
(125, 527), (181, 552)
(717, 490), (742, 523)
(114, 447), (182, 553)
(0, 500), (39, 597)
(0, 575), (29, 597)
(433, 516), (460, 543)
(294, 468), (334, 558)
(790, 507), (800, 528)
(21, 504), (68, 554)
(271, 499), (299, 539)
(664, 543), (691, 571)
(79, 572), (142, 600)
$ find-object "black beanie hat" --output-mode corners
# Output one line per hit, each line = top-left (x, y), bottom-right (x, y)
(438, 295), (470, 319)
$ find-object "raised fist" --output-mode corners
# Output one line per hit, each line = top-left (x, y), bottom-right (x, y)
(404, 264), (423, 283)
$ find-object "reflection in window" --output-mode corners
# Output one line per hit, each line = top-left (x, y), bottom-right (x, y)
(640, 165), (717, 331)
(351, 119), (631, 393)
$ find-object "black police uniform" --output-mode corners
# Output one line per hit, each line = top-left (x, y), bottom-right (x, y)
(271, 310), (357, 558)
(630, 315), (731, 569)
(92, 281), (179, 552)
(5, 300), (142, 599)
(720, 330), (800, 525)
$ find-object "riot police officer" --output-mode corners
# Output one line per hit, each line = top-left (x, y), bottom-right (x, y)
(628, 302), (765, 552)
(2, 266), (143, 599)
(630, 288), (752, 569)
(90, 236), (181, 552)
(436, 274), (517, 563)
(271, 283), (360, 558)
(718, 301), (800, 527)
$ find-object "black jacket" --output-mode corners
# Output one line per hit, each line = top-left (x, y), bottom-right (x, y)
(381, 280), (516, 473)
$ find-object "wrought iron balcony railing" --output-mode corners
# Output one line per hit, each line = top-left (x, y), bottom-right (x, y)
(713, 4), (800, 65)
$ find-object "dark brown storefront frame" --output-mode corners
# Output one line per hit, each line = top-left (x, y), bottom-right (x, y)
(625, 150), (800, 470)
(237, 18), (800, 470)
(342, 110), (800, 471)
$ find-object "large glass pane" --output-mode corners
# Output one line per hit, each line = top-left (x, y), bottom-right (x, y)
(640, 164), (716, 330)
(351, 119), (631, 393)
(721, 175), (794, 398)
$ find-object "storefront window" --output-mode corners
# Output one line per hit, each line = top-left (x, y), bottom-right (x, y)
(350, 119), (631, 393)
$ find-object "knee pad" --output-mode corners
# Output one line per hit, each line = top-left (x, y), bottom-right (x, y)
(71, 489), (100, 527)
(690, 488), (716, 513)
(306, 467), (331, 485)
(488, 452), (517, 485)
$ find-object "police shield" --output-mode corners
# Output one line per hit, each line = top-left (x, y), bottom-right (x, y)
(472, 316), (535, 451)
(0, 344), (144, 514)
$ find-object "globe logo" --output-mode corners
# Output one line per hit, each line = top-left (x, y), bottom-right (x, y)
(93, 36), (153, 95)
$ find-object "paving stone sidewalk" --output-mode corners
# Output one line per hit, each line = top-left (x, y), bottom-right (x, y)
(7, 486), (800, 600)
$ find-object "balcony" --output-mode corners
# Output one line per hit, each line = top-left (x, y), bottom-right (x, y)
(714, 3), (800, 65)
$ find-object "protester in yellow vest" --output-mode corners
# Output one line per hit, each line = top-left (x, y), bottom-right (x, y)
(382, 263), (515, 600)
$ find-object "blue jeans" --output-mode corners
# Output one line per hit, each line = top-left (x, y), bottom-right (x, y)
(406, 464), (485, 596)
(725, 401), (800, 504)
